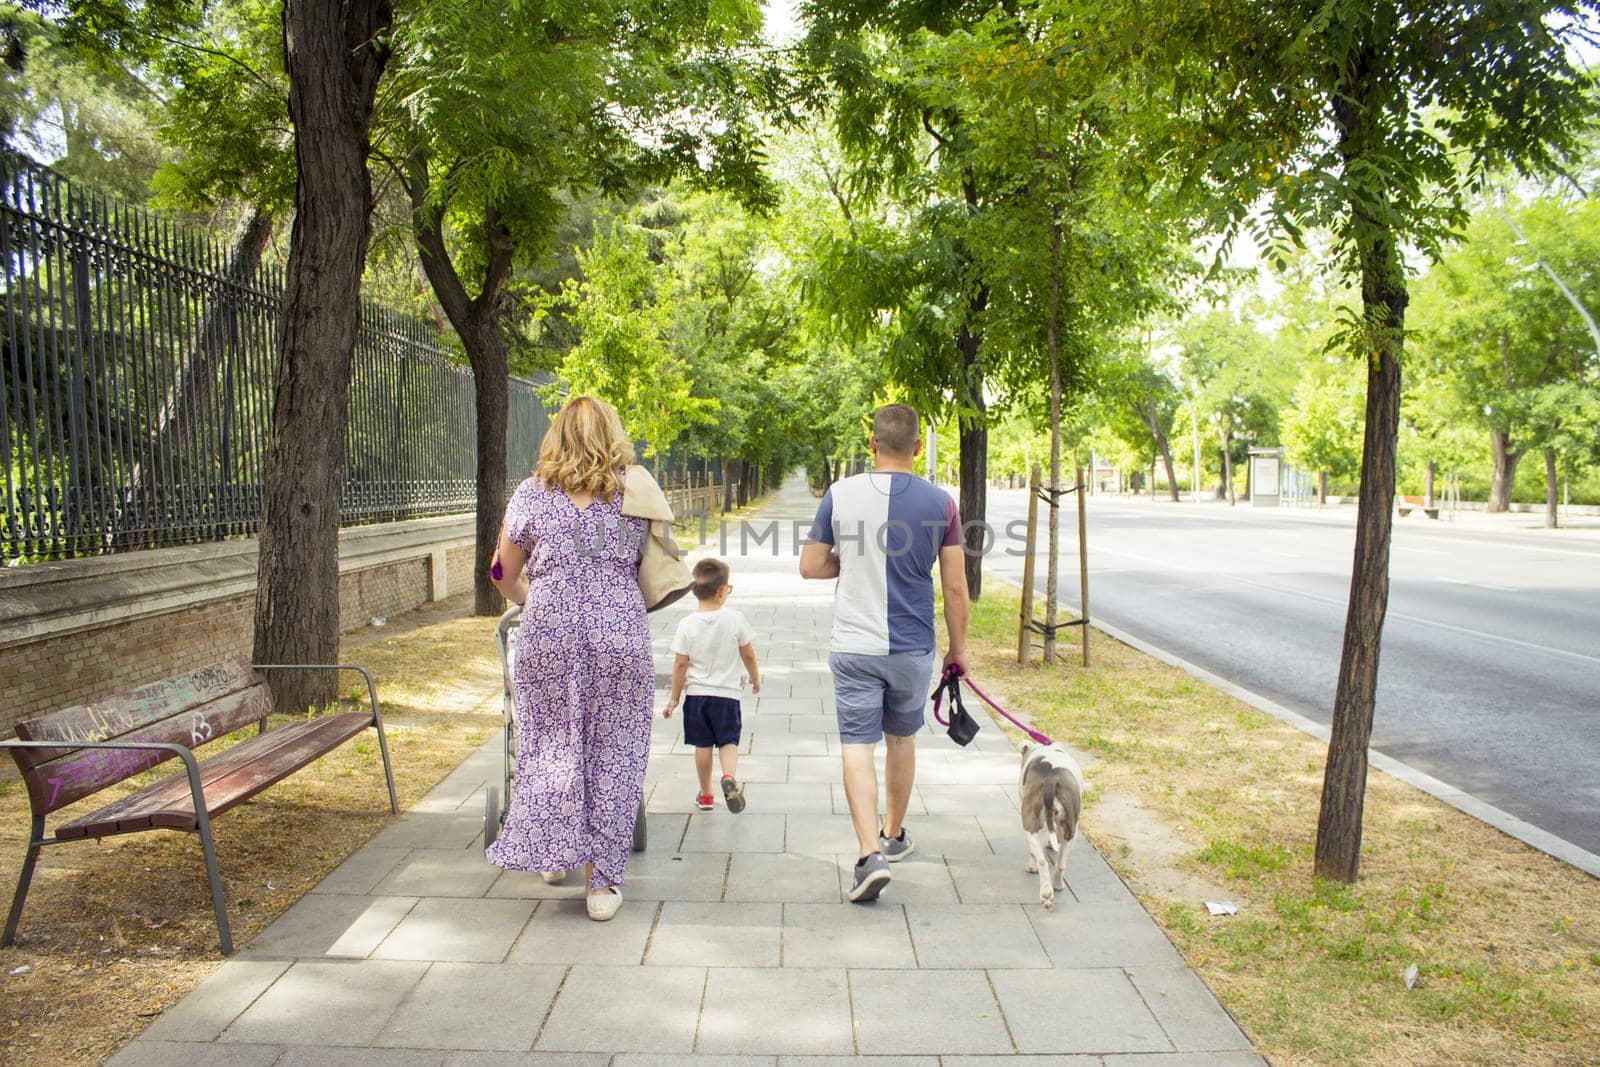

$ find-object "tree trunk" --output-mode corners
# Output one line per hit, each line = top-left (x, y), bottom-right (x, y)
(1315, 53), (1406, 884)
(1140, 397), (1180, 502)
(1044, 220), (1062, 664)
(253, 0), (392, 714)
(1424, 460), (1435, 509)
(467, 326), (509, 614)
(1544, 448), (1559, 529)
(1318, 470), (1328, 506)
(1487, 429), (1524, 512)
(1218, 420), (1235, 505)
(955, 294), (988, 601)
(722, 456), (733, 512)
(409, 173), (517, 617)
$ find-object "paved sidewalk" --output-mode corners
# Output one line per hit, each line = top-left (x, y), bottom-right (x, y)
(112, 476), (1263, 1066)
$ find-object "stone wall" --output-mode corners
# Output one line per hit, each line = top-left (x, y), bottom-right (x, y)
(0, 517), (475, 735)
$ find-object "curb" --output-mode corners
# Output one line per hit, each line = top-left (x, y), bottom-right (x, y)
(991, 572), (1600, 881)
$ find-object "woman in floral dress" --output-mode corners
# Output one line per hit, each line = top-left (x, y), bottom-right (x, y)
(487, 396), (654, 921)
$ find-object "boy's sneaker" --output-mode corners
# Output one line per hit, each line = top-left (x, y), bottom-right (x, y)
(878, 827), (915, 862)
(721, 775), (746, 814)
(695, 793), (715, 810)
(849, 852), (892, 903)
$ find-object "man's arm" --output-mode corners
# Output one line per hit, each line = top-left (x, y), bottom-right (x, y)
(661, 653), (690, 717)
(799, 540), (840, 580)
(937, 543), (970, 676)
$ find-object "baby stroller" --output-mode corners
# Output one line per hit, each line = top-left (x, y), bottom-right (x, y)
(484, 605), (647, 853)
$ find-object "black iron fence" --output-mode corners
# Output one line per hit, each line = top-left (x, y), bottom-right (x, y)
(1, 156), (549, 562)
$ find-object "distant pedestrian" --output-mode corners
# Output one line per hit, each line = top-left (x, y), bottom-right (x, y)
(486, 395), (662, 922)
(661, 558), (760, 812)
(800, 403), (970, 903)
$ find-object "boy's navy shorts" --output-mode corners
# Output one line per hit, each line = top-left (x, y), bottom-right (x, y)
(683, 695), (742, 748)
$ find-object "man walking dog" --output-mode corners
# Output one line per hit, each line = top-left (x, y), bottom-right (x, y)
(800, 404), (970, 902)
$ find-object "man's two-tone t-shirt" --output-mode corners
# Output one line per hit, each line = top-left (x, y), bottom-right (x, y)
(807, 471), (961, 655)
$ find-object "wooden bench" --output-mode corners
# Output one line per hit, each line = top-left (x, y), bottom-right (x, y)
(1, 658), (397, 954)
(1396, 494), (1440, 519)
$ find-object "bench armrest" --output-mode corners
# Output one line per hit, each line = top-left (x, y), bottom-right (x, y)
(251, 664), (384, 727)
(0, 740), (206, 820)
(251, 662), (397, 814)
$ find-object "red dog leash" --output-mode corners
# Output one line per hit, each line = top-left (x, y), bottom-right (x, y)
(932, 665), (1054, 746)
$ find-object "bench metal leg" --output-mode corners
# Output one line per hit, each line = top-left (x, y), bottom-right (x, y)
(2, 815), (44, 947)
(193, 812), (233, 955)
(373, 724), (398, 814)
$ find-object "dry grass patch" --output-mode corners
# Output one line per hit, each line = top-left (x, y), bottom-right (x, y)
(0, 595), (501, 1065)
(965, 581), (1600, 1067)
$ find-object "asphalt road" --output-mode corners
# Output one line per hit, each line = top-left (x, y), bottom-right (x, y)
(979, 490), (1600, 856)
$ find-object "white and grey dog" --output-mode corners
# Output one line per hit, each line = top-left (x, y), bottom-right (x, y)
(1018, 742), (1084, 910)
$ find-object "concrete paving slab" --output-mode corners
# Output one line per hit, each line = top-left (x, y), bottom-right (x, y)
(309, 846), (411, 895)
(778, 1059), (938, 1066)
(729, 781), (834, 814)
(944, 855), (1056, 906)
(368, 811), (485, 851)
(699, 968), (853, 1055)
(107, 1042), (284, 1066)
(1126, 966), (1254, 1051)
(617, 1058), (775, 1067)
(646, 901), (783, 967)
(509, 898), (659, 965)
(222, 959), (428, 1045)
(896, 816), (997, 857)
(752, 731), (832, 757)
(848, 969), (1013, 1055)
(1027, 901), (1185, 969)
(372, 897), (536, 963)
(443, 1054), (607, 1066)
(373, 962), (566, 1051)
(374, 848), (500, 898)
(536, 964), (703, 1053)
(616, 851), (729, 902)
(918, 784), (1018, 816)
(276, 1049), (445, 1066)
(903, 904), (1050, 969)
(237, 894), (416, 960)
(780, 903), (916, 969)
(782, 813), (861, 856)
(680, 812), (787, 853)
(726, 851), (843, 903)
(990, 968), (1171, 1054)
(138, 959), (291, 1042)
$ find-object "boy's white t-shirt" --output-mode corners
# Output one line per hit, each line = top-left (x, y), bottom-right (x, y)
(670, 607), (755, 699)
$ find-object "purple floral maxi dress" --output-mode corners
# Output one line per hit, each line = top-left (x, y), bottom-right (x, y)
(485, 476), (654, 890)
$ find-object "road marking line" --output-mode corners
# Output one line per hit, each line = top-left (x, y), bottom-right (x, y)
(1444, 577), (1520, 593)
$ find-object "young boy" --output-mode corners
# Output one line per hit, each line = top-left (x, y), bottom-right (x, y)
(661, 558), (759, 812)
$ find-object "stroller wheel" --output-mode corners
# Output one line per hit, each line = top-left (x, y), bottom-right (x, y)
(632, 796), (647, 852)
(484, 786), (501, 850)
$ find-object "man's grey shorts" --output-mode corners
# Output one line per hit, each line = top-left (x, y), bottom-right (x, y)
(829, 650), (939, 744)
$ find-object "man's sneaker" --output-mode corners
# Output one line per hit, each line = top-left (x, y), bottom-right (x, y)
(849, 852), (892, 903)
(695, 793), (715, 810)
(878, 827), (915, 862)
(721, 775), (746, 814)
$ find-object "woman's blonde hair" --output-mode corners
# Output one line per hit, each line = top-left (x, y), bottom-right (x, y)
(534, 395), (635, 500)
